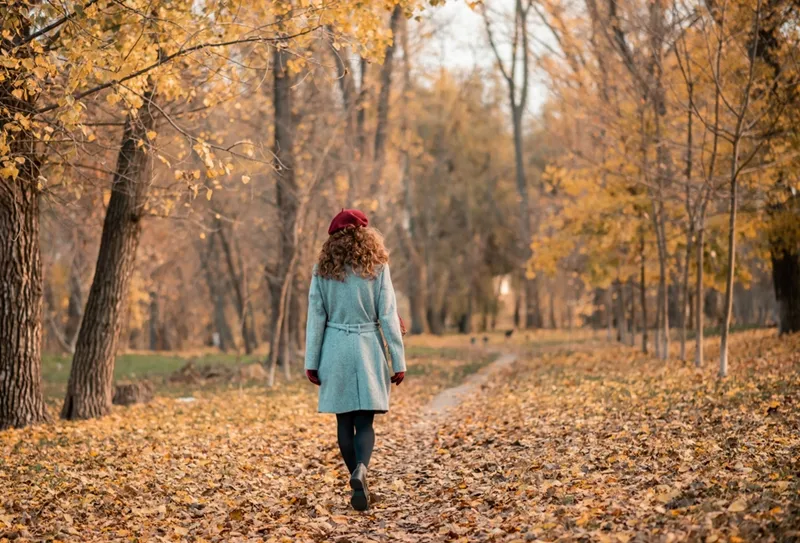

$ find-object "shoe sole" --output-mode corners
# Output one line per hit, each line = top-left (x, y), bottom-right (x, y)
(350, 489), (369, 511)
(349, 476), (369, 511)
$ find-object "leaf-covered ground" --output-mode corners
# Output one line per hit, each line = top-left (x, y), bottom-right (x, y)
(1, 331), (798, 542)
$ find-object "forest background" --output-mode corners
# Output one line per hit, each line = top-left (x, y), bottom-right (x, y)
(0, 0), (798, 429)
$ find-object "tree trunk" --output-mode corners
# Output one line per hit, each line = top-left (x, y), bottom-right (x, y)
(148, 291), (160, 351)
(654, 276), (662, 359)
(695, 207), (706, 368)
(62, 92), (157, 420)
(616, 279), (627, 344)
(640, 236), (648, 354)
(199, 235), (235, 352)
(281, 287), (293, 382)
(514, 108), (538, 330)
(719, 146), (740, 378)
(267, 44), (299, 383)
(679, 233), (693, 361)
(64, 254), (84, 350)
(680, 78), (694, 362)
(370, 4), (403, 200)
(398, 22), (429, 335)
(217, 224), (256, 354)
(524, 277), (541, 329)
(0, 157), (49, 430)
(629, 279), (637, 347)
(606, 287), (613, 341)
(770, 194), (800, 334)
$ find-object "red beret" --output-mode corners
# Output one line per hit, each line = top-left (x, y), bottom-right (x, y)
(328, 208), (369, 235)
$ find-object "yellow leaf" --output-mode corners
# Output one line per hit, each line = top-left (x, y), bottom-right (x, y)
(206, 188), (213, 201)
(0, 163), (19, 180)
(727, 499), (747, 512)
(241, 175), (250, 185)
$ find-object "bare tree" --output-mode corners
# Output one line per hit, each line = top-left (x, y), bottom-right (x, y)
(482, 0), (542, 330)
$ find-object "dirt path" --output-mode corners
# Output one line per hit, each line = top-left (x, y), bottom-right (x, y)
(426, 352), (518, 415)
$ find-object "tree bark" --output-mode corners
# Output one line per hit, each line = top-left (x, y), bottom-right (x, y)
(217, 223), (256, 354)
(0, 28), (50, 430)
(616, 279), (627, 344)
(719, 147), (740, 378)
(62, 91), (157, 420)
(640, 235), (648, 354)
(695, 206), (706, 367)
(199, 235), (235, 352)
(629, 278), (637, 347)
(267, 44), (299, 383)
(0, 152), (49, 430)
(680, 77), (694, 362)
(769, 194), (800, 334)
(398, 17), (429, 335)
(370, 4), (403, 200)
(64, 253), (84, 349)
(148, 291), (160, 351)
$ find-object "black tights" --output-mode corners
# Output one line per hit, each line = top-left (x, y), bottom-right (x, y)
(336, 411), (375, 473)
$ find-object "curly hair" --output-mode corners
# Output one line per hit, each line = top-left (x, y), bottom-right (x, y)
(317, 226), (389, 281)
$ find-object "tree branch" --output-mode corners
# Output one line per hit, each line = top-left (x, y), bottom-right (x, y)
(21, 0), (103, 47)
(35, 27), (320, 115)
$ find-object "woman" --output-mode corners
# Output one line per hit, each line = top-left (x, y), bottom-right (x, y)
(304, 208), (406, 512)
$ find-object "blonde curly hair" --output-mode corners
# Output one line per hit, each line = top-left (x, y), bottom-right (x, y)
(317, 226), (389, 281)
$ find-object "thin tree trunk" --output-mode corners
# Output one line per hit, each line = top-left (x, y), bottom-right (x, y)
(679, 234), (693, 361)
(281, 287), (292, 382)
(606, 287), (613, 341)
(654, 276), (662, 359)
(370, 4), (403, 200)
(62, 249), (85, 350)
(617, 279), (627, 344)
(695, 206), (706, 368)
(199, 235), (235, 352)
(640, 235), (648, 354)
(148, 291), (160, 351)
(629, 278), (636, 347)
(398, 19), (429, 335)
(719, 147), (740, 378)
(62, 91), (157, 420)
(217, 224), (256, 354)
(680, 79), (694, 362)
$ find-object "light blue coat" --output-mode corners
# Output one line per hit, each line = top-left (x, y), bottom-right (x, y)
(304, 264), (406, 414)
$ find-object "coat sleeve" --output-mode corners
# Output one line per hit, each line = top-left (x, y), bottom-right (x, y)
(304, 272), (327, 371)
(377, 265), (407, 373)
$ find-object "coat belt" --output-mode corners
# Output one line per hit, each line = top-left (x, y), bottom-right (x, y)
(326, 321), (380, 334)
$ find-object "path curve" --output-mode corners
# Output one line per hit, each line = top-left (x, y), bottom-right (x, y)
(425, 351), (518, 416)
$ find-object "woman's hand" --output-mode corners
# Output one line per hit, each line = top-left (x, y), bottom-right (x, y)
(305, 369), (321, 386)
(391, 371), (405, 386)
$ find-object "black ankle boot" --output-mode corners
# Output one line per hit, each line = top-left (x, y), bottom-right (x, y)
(349, 463), (369, 511)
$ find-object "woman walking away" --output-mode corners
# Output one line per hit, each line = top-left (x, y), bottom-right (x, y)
(304, 209), (406, 512)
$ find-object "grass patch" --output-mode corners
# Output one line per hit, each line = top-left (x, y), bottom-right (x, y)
(41, 351), (263, 400)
